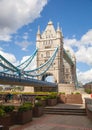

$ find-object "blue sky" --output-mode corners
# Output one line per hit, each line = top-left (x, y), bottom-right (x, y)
(0, 0), (92, 84)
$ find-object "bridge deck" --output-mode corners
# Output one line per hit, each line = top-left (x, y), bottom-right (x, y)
(0, 72), (57, 88)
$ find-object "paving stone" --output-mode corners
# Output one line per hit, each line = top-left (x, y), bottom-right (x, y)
(9, 104), (92, 130)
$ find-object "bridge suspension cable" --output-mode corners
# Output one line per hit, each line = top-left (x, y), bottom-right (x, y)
(0, 49), (38, 74)
(24, 47), (58, 77)
(0, 54), (20, 73)
(17, 48), (38, 70)
(0, 48), (58, 78)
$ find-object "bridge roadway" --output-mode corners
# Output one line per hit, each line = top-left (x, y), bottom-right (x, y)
(0, 72), (57, 88)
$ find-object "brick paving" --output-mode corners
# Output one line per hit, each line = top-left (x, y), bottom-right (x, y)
(10, 113), (92, 130)
(9, 103), (92, 130)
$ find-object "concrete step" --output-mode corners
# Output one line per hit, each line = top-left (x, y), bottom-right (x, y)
(44, 107), (86, 116)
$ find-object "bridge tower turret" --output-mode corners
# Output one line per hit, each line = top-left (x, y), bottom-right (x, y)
(36, 26), (41, 48)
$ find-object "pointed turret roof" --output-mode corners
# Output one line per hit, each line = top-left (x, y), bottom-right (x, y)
(37, 25), (40, 35)
(42, 20), (56, 38)
(57, 22), (61, 32)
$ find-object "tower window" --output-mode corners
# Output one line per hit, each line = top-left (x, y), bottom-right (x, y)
(46, 51), (50, 58)
(45, 59), (48, 62)
(66, 68), (69, 73)
(45, 46), (51, 49)
(41, 54), (43, 57)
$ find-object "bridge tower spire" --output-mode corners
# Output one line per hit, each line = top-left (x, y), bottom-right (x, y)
(36, 25), (41, 48)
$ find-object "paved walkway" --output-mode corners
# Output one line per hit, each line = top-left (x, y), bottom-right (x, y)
(10, 114), (92, 130)
(10, 104), (92, 130)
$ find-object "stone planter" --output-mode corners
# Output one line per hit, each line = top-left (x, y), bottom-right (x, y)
(9, 111), (17, 125)
(66, 94), (83, 104)
(41, 100), (47, 107)
(33, 106), (43, 117)
(16, 110), (32, 124)
(47, 98), (57, 106)
(0, 114), (11, 129)
(59, 94), (66, 103)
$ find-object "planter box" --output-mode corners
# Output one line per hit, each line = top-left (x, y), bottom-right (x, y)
(47, 98), (57, 106)
(16, 110), (32, 124)
(0, 115), (11, 129)
(33, 106), (43, 117)
(41, 100), (47, 107)
(9, 111), (17, 125)
(59, 94), (66, 103)
(66, 94), (83, 104)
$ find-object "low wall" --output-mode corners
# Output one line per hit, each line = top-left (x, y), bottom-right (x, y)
(58, 83), (75, 94)
(85, 98), (92, 120)
(59, 94), (83, 104)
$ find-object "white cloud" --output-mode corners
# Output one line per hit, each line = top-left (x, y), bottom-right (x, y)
(76, 46), (92, 65)
(77, 69), (92, 84)
(0, 50), (18, 65)
(15, 41), (32, 51)
(64, 29), (92, 66)
(64, 38), (77, 47)
(0, 34), (11, 41)
(20, 56), (36, 70)
(81, 29), (92, 45)
(0, 47), (3, 51)
(23, 32), (29, 40)
(0, 0), (48, 41)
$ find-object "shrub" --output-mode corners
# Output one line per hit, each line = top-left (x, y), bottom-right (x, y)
(3, 105), (15, 113)
(0, 105), (4, 109)
(47, 94), (57, 99)
(85, 88), (91, 94)
(41, 96), (48, 100)
(34, 101), (42, 107)
(18, 103), (32, 112)
(75, 92), (81, 94)
(59, 92), (65, 95)
(35, 96), (42, 100)
(0, 108), (6, 117)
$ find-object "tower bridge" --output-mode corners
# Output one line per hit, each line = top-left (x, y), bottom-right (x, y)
(0, 21), (77, 93)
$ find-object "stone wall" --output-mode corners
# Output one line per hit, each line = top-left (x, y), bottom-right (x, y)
(58, 83), (75, 94)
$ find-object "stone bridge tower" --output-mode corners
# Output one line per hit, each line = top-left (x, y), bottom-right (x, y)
(36, 21), (77, 92)
(36, 21), (64, 83)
